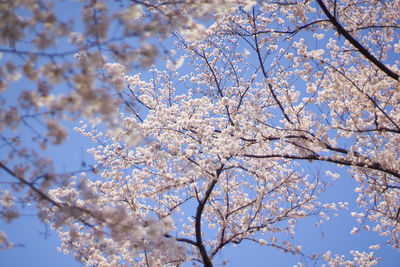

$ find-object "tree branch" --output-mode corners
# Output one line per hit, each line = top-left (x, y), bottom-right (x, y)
(242, 153), (400, 179)
(195, 169), (221, 267)
(316, 0), (399, 81)
(251, 8), (293, 124)
(0, 161), (96, 228)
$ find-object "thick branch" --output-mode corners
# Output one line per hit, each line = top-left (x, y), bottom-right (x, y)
(164, 234), (197, 246)
(0, 162), (96, 228)
(195, 176), (219, 267)
(242, 153), (400, 179)
(316, 0), (399, 81)
(0, 162), (62, 208)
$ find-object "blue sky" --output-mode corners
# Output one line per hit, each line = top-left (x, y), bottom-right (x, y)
(0, 121), (92, 267)
(1, 70), (399, 266)
(1, 1), (400, 267)
(1, 171), (399, 266)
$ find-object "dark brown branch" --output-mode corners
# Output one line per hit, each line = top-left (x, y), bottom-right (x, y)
(250, 8), (293, 124)
(228, 19), (329, 37)
(195, 170), (221, 267)
(318, 58), (400, 131)
(316, 0), (399, 81)
(0, 161), (96, 228)
(164, 234), (198, 246)
(0, 162), (62, 208)
(242, 153), (400, 179)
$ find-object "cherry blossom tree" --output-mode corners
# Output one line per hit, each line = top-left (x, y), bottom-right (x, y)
(1, 0), (400, 266)
(0, 0), (238, 252)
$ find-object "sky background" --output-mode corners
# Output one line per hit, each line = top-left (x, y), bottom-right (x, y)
(1, 167), (400, 266)
(1, 1), (400, 267)
(1, 80), (399, 267)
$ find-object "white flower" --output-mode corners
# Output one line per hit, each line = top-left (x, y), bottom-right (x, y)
(350, 227), (359, 235)
(0, 231), (13, 249)
(104, 63), (127, 90)
(166, 56), (185, 71)
(182, 23), (207, 42)
(0, 190), (15, 208)
(68, 32), (85, 46)
(259, 238), (267, 245)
